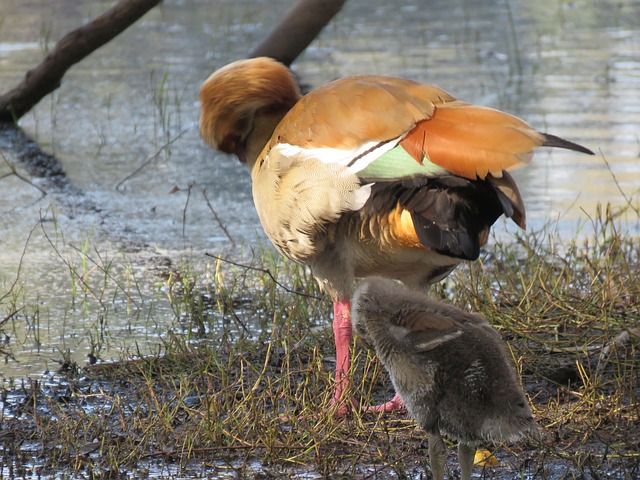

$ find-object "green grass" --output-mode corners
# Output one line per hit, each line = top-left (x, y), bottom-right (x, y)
(1, 202), (639, 478)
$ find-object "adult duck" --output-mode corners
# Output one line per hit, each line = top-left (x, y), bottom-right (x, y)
(199, 57), (592, 415)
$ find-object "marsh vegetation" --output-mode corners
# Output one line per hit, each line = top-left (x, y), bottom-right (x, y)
(1, 203), (638, 478)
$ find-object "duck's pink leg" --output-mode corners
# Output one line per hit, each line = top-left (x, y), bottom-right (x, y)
(331, 299), (357, 416)
(363, 393), (404, 413)
(332, 300), (404, 415)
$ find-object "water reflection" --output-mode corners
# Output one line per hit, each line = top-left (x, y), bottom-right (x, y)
(0, 0), (639, 378)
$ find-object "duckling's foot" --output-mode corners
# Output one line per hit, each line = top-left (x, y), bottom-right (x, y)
(363, 393), (405, 413)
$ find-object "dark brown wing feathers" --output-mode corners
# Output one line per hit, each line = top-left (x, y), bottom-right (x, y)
(364, 176), (510, 260)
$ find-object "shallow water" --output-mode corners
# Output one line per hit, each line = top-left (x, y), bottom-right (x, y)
(1, 0), (639, 379)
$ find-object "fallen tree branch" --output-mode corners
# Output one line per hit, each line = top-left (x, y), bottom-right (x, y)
(249, 0), (347, 66)
(0, 0), (162, 122)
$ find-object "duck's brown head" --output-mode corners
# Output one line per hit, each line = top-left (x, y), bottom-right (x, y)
(199, 57), (301, 165)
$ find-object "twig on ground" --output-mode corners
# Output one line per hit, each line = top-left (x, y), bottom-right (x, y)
(171, 181), (237, 246)
(205, 252), (322, 300)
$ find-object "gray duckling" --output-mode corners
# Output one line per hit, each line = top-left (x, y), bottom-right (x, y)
(352, 277), (538, 480)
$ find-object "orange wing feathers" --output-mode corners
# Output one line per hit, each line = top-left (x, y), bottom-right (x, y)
(269, 75), (545, 181)
(273, 76), (449, 150)
(401, 106), (546, 179)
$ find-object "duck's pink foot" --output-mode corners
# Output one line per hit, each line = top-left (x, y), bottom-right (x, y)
(363, 393), (405, 414)
(330, 391), (359, 417)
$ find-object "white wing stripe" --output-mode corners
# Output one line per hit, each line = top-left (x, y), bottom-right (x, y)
(346, 140), (398, 175)
(273, 139), (401, 175)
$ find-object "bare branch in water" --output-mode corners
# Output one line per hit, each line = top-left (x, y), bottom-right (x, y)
(115, 127), (190, 191)
(0, 153), (47, 217)
(600, 149), (640, 217)
(202, 187), (237, 248)
(249, 0), (347, 66)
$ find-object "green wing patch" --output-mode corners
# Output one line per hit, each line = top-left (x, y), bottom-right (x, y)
(356, 145), (447, 180)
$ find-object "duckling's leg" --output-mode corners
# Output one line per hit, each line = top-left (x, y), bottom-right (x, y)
(427, 432), (446, 480)
(457, 443), (476, 480)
